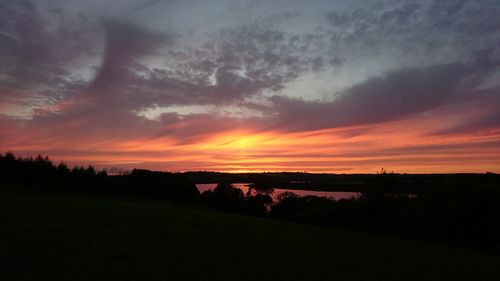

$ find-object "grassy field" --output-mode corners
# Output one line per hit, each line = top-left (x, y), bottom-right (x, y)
(1, 191), (499, 281)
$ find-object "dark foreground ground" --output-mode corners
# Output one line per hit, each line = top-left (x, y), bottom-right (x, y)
(1, 191), (499, 281)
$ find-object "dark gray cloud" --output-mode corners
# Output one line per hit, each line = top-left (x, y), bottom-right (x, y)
(429, 95), (500, 135)
(268, 56), (500, 132)
(44, 21), (326, 116)
(75, 20), (171, 111)
(0, 1), (96, 95)
(13, 19), (172, 144)
(133, 23), (325, 106)
(324, 0), (500, 64)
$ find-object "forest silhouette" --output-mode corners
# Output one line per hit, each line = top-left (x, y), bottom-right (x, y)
(1, 151), (499, 251)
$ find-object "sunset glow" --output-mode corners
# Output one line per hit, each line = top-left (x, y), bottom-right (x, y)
(1, 0), (499, 173)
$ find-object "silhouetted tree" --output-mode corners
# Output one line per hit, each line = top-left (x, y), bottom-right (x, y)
(244, 193), (272, 217)
(201, 183), (244, 212)
(57, 162), (70, 174)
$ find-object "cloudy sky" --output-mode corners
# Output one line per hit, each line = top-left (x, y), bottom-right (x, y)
(1, 0), (499, 173)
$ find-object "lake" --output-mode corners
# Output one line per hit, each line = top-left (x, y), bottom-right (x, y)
(196, 183), (359, 202)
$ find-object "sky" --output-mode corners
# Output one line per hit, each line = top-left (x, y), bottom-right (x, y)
(1, 0), (499, 173)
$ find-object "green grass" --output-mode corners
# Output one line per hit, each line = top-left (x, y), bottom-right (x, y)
(1, 191), (499, 281)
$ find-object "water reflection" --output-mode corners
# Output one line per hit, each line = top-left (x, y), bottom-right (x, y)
(196, 183), (359, 202)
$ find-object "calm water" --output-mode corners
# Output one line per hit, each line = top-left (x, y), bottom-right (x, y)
(196, 183), (359, 202)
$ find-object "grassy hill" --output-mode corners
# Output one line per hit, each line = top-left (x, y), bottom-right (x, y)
(1, 191), (499, 281)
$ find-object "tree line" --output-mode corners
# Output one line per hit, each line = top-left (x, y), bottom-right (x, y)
(1, 151), (499, 251)
(0, 152), (199, 200)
